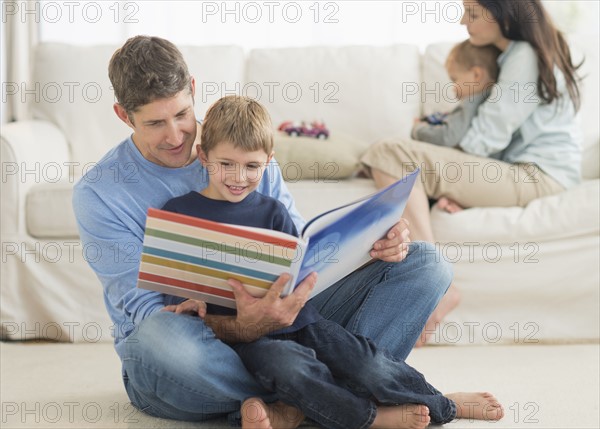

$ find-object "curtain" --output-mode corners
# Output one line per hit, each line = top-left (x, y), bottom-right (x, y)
(2, 0), (39, 123)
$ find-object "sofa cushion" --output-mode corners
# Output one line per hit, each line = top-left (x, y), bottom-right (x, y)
(26, 181), (79, 238)
(31, 43), (246, 176)
(273, 131), (369, 181)
(246, 45), (421, 147)
(286, 178), (376, 222)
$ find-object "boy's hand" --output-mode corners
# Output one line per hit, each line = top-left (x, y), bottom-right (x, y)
(370, 219), (411, 262)
(228, 272), (317, 341)
(162, 299), (207, 318)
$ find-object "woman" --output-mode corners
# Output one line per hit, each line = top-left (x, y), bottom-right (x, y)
(361, 0), (583, 343)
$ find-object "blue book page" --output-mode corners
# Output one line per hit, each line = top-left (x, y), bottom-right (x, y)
(296, 170), (420, 297)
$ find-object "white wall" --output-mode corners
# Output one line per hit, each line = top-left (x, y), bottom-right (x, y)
(33, 1), (599, 50)
(2, 1), (598, 125)
(34, 1), (472, 50)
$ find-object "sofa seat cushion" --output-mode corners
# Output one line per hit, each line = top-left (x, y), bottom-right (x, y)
(286, 178), (376, 222)
(26, 181), (79, 238)
(431, 179), (600, 244)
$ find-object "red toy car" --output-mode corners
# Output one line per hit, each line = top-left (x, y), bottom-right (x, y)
(278, 121), (329, 139)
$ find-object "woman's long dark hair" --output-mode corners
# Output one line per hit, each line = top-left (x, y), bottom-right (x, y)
(478, 0), (583, 110)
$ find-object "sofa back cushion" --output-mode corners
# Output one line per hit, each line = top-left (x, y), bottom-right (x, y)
(246, 45), (421, 146)
(422, 38), (599, 180)
(31, 43), (245, 174)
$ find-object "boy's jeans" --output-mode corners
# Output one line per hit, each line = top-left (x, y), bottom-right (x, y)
(234, 319), (456, 429)
(121, 242), (452, 422)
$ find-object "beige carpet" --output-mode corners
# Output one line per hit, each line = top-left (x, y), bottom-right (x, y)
(2, 342), (598, 428)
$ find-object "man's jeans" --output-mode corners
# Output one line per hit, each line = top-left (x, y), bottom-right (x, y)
(121, 241), (452, 422)
(234, 319), (456, 429)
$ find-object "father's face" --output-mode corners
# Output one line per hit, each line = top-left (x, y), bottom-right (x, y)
(126, 89), (197, 168)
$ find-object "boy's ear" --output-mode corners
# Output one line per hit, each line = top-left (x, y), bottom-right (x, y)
(198, 145), (208, 166)
(113, 103), (134, 128)
(471, 66), (485, 83)
(267, 151), (275, 164)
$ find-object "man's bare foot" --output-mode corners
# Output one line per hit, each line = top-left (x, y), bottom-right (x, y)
(241, 398), (304, 429)
(436, 197), (464, 213)
(414, 284), (461, 347)
(446, 392), (504, 421)
(371, 404), (430, 429)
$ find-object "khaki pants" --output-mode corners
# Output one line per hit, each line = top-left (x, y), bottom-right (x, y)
(360, 138), (564, 208)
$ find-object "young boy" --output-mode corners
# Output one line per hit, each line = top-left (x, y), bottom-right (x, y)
(411, 40), (502, 148)
(162, 95), (504, 429)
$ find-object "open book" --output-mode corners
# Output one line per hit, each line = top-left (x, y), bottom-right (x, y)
(137, 170), (419, 308)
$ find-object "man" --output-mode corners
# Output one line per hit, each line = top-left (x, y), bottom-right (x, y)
(73, 35), (453, 423)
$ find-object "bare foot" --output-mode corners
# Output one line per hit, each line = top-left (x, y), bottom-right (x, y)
(436, 197), (464, 213)
(446, 392), (504, 421)
(241, 398), (304, 429)
(414, 284), (461, 347)
(371, 404), (430, 429)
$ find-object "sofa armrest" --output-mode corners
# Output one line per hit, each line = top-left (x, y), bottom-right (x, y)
(1, 120), (71, 235)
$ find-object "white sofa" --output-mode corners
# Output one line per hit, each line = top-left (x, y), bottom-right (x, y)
(2, 38), (598, 344)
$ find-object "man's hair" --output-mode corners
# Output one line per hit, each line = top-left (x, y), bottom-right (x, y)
(446, 40), (502, 81)
(108, 35), (192, 114)
(201, 96), (274, 155)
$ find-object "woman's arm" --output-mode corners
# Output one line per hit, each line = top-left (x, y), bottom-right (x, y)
(459, 43), (541, 157)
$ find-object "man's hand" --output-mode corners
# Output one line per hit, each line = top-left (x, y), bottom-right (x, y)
(230, 272), (317, 340)
(370, 218), (411, 262)
(162, 299), (207, 318)
(210, 272), (317, 343)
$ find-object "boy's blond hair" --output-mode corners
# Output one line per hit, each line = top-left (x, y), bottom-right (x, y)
(200, 96), (273, 155)
(446, 40), (502, 81)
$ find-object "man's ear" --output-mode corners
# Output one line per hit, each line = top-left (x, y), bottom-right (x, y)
(113, 103), (134, 128)
(190, 76), (196, 98)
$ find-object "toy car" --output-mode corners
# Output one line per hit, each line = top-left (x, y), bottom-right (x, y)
(278, 121), (329, 139)
(422, 112), (447, 125)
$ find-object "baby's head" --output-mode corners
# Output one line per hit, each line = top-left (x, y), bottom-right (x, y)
(199, 95), (274, 202)
(445, 40), (502, 100)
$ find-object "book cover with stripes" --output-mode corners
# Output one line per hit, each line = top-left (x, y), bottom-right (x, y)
(137, 208), (304, 309)
(137, 170), (418, 308)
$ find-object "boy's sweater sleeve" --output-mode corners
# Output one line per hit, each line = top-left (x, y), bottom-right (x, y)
(411, 95), (486, 147)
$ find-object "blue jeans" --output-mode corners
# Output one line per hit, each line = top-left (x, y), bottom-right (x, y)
(121, 241), (452, 422)
(234, 319), (456, 428)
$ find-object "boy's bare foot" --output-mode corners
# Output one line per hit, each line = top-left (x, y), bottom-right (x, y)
(446, 392), (504, 421)
(241, 398), (304, 429)
(436, 197), (464, 213)
(370, 404), (430, 429)
(414, 284), (461, 347)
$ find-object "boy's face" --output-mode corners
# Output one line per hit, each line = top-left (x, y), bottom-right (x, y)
(446, 60), (489, 100)
(199, 142), (274, 203)
(115, 83), (197, 168)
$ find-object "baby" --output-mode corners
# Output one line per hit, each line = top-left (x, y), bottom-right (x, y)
(412, 39), (502, 147)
